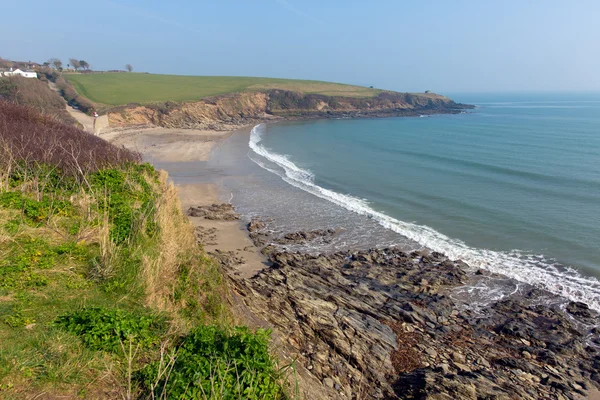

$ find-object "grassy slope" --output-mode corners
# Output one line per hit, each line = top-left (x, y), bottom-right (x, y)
(65, 73), (382, 105)
(0, 103), (288, 399)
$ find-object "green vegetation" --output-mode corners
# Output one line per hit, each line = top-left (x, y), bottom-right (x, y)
(0, 102), (289, 398)
(65, 72), (381, 105)
(139, 326), (285, 399)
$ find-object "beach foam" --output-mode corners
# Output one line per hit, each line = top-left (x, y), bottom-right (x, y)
(248, 123), (600, 311)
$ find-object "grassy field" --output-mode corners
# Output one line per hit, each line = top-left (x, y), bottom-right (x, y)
(65, 73), (381, 105)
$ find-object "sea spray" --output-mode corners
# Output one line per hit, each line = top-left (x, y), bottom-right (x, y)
(248, 123), (600, 311)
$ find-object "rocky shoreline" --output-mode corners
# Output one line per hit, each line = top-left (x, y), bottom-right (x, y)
(106, 90), (474, 132)
(198, 210), (600, 399)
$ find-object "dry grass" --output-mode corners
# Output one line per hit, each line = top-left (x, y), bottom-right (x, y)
(142, 171), (195, 314)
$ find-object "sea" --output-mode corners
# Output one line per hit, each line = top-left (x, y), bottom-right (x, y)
(171, 92), (600, 311)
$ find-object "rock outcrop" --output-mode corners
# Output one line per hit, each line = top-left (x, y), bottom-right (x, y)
(187, 203), (239, 220)
(227, 247), (600, 399)
(107, 90), (473, 130)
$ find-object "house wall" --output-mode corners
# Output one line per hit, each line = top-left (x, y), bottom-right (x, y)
(1, 70), (38, 78)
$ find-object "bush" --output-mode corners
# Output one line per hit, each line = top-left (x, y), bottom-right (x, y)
(0, 101), (141, 181)
(0, 76), (76, 124)
(55, 307), (165, 353)
(139, 326), (286, 400)
(55, 76), (95, 114)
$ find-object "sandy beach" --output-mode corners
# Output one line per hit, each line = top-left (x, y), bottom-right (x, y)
(103, 126), (232, 162)
(104, 124), (267, 279)
(177, 182), (267, 278)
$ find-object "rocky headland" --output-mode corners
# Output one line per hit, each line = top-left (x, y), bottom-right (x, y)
(203, 211), (600, 399)
(106, 90), (474, 131)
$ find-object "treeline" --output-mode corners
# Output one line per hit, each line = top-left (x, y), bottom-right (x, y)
(43, 58), (90, 72)
(43, 57), (133, 73)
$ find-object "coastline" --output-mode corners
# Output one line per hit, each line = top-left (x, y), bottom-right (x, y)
(104, 122), (600, 399)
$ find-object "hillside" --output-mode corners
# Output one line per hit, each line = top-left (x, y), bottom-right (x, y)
(0, 76), (77, 125)
(0, 101), (288, 398)
(65, 73), (382, 105)
(62, 73), (472, 131)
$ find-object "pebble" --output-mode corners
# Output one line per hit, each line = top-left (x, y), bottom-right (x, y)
(453, 362), (472, 372)
(451, 351), (466, 363)
(571, 382), (583, 391)
(425, 348), (438, 358)
(323, 377), (334, 388)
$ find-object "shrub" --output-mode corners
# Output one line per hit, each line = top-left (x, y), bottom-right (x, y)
(0, 101), (141, 181)
(55, 307), (165, 353)
(139, 326), (286, 400)
(55, 76), (95, 114)
(0, 76), (76, 124)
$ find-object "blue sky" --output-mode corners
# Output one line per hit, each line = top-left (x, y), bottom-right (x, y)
(1, 0), (599, 93)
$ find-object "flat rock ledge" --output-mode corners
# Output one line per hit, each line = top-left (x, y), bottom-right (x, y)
(226, 247), (600, 400)
(187, 203), (239, 220)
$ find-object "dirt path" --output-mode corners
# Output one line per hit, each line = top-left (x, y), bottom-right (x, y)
(47, 81), (95, 134)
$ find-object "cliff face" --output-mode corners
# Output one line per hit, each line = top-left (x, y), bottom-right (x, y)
(107, 90), (472, 130)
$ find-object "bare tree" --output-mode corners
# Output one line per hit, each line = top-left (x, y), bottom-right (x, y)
(49, 58), (63, 70)
(79, 60), (90, 70)
(69, 58), (81, 71)
(125, 64), (133, 72)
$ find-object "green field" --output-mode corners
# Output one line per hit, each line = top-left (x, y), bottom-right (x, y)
(65, 73), (381, 105)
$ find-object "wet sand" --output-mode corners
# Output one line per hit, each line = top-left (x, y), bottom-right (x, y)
(177, 182), (267, 278)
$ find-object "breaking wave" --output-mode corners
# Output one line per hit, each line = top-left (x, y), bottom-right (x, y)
(248, 124), (600, 311)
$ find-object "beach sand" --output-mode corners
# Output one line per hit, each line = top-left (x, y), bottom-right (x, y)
(104, 124), (266, 279)
(103, 126), (231, 162)
(177, 182), (267, 278)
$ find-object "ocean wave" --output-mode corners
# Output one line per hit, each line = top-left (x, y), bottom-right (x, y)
(247, 124), (600, 311)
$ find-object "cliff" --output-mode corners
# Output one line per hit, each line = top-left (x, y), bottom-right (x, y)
(107, 90), (473, 130)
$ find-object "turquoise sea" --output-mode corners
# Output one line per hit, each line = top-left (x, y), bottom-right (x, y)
(195, 93), (600, 310)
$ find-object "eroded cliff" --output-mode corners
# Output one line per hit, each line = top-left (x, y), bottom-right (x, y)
(107, 90), (472, 130)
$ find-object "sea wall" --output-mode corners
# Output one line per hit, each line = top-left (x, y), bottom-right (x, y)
(93, 114), (109, 134)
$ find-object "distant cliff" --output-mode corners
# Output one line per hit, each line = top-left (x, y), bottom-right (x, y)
(107, 90), (473, 131)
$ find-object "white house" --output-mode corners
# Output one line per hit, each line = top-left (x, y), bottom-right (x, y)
(1, 68), (38, 78)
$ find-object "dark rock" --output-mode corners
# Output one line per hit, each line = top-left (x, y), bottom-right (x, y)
(247, 217), (266, 232)
(226, 247), (599, 399)
(566, 301), (595, 319)
(187, 203), (239, 220)
(274, 228), (338, 245)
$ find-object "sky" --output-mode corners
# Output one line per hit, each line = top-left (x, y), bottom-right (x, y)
(1, 0), (599, 93)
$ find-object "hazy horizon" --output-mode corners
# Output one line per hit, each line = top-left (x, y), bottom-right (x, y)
(2, 0), (599, 93)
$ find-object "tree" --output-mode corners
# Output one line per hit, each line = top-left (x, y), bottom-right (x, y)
(125, 64), (133, 72)
(49, 58), (63, 71)
(79, 60), (89, 70)
(69, 58), (81, 71)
